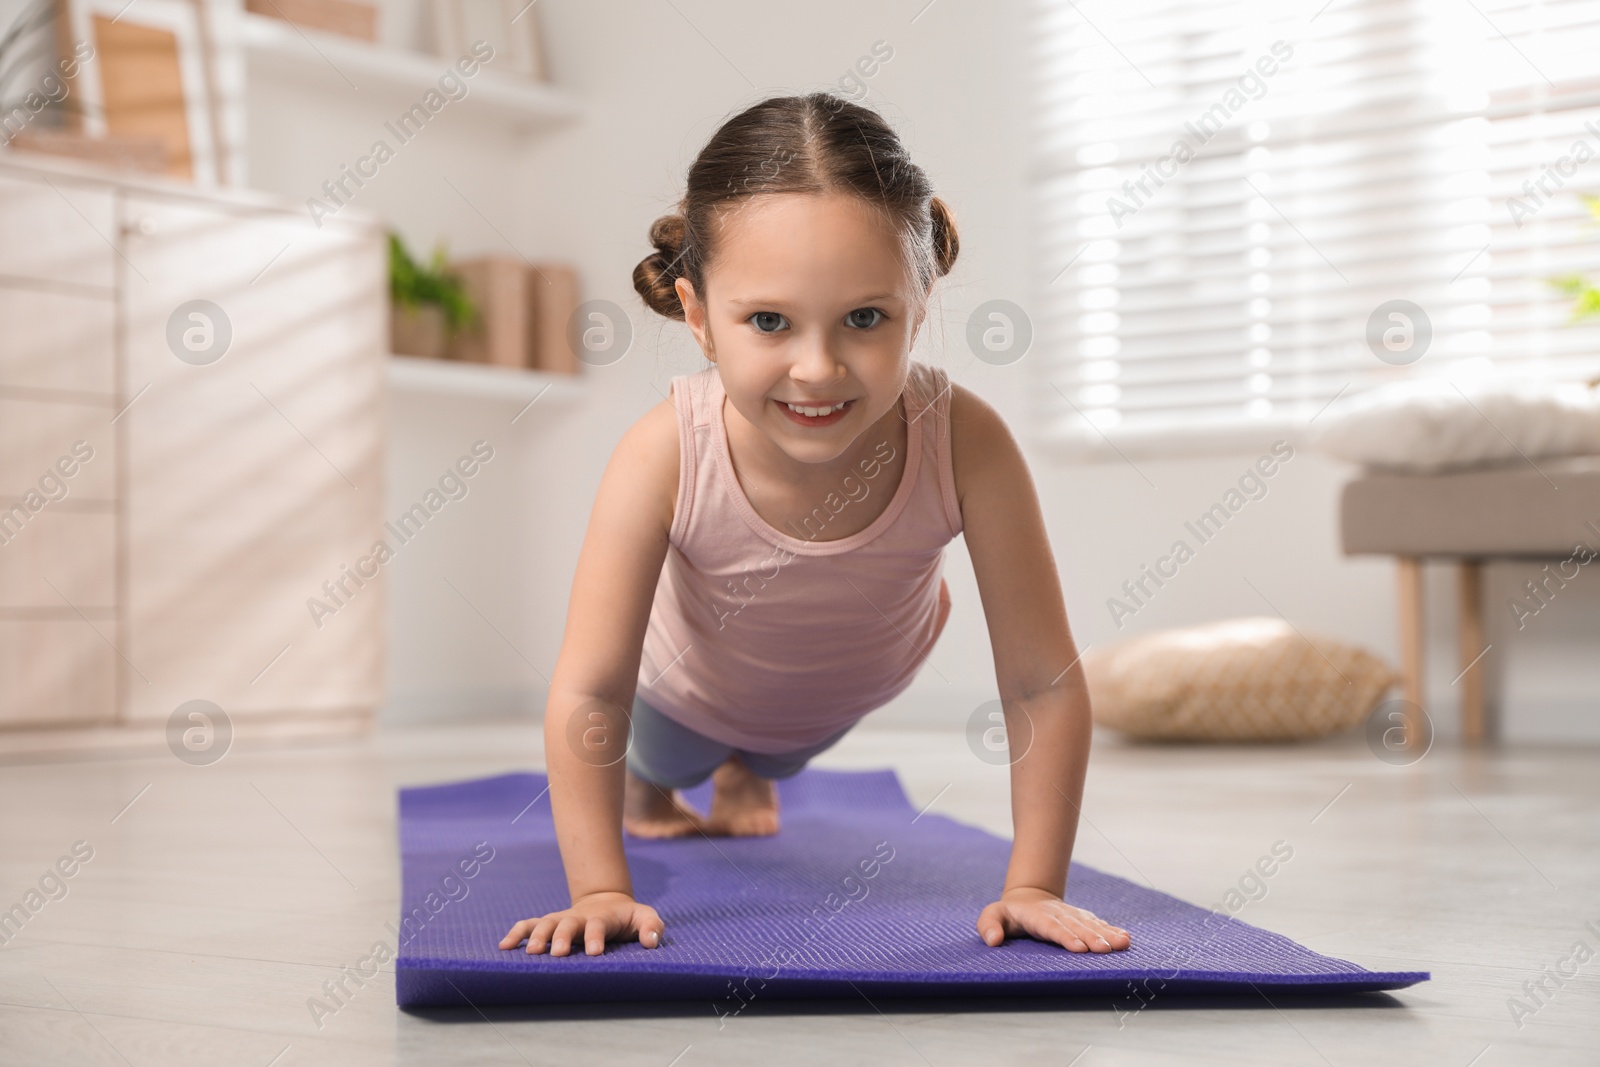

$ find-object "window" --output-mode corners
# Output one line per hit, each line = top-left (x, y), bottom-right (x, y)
(1032, 0), (1600, 454)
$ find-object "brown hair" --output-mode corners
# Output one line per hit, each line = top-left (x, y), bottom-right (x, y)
(633, 92), (959, 321)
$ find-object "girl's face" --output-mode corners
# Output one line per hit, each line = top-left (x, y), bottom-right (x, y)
(676, 192), (925, 468)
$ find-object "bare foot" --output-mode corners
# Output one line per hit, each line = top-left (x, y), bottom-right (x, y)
(707, 754), (780, 836)
(623, 768), (708, 839)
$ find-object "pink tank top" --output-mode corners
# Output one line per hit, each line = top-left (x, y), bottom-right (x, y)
(635, 360), (963, 754)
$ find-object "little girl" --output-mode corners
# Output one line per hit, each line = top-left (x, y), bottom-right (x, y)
(499, 92), (1129, 961)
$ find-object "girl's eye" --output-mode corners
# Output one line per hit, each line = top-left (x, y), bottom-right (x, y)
(846, 308), (884, 329)
(749, 311), (788, 334)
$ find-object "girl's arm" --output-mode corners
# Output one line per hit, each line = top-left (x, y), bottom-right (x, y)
(498, 395), (680, 957)
(948, 383), (1131, 954)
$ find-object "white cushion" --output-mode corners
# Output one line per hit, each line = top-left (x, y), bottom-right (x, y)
(1310, 377), (1600, 474)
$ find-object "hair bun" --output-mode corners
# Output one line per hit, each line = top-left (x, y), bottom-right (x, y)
(928, 196), (960, 279)
(649, 213), (687, 257)
(632, 213), (690, 320)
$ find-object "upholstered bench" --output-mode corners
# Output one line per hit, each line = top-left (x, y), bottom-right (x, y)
(1340, 455), (1600, 745)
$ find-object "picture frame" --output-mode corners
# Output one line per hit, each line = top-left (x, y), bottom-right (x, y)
(430, 0), (546, 82)
(55, 0), (246, 186)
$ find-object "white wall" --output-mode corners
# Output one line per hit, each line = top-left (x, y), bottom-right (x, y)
(245, 0), (1600, 741)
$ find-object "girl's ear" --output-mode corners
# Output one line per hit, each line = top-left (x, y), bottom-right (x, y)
(909, 294), (931, 348)
(676, 277), (715, 360)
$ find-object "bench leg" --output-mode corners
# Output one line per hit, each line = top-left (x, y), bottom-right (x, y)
(1396, 556), (1425, 747)
(1457, 560), (1487, 745)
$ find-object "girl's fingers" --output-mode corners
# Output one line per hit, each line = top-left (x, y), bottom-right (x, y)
(510, 906), (668, 957)
(1042, 913), (1090, 952)
(1073, 909), (1130, 949)
(526, 916), (559, 954)
(976, 898), (1131, 953)
(975, 902), (1009, 946)
(550, 916), (583, 957)
(1093, 920), (1131, 949)
(520, 899), (1121, 958)
(1079, 921), (1119, 952)
(1056, 905), (1131, 950)
(637, 909), (665, 948)
(584, 916), (608, 956)
(1059, 912), (1114, 952)
(1046, 904), (1114, 953)
(498, 918), (533, 949)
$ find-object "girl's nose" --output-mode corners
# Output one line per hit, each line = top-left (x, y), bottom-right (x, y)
(789, 334), (846, 387)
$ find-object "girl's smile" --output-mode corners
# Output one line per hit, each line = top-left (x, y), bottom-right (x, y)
(774, 396), (855, 426)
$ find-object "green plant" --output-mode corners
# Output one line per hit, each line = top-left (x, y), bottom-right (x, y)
(1550, 193), (1600, 322)
(388, 232), (476, 333)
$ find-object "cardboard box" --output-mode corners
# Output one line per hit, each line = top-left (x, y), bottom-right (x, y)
(447, 257), (531, 368)
(245, 0), (378, 41)
(528, 263), (581, 374)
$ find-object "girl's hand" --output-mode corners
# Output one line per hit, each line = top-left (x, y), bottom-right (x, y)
(977, 886), (1131, 953)
(498, 890), (665, 957)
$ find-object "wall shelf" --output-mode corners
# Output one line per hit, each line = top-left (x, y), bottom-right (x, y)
(387, 354), (586, 405)
(240, 14), (582, 131)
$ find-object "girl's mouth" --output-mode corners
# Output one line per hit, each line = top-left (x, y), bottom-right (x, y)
(775, 398), (854, 427)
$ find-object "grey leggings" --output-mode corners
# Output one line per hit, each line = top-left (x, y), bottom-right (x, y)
(624, 693), (853, 789)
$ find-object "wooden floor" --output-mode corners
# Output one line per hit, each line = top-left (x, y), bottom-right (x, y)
(1, 719), (1596, 1066)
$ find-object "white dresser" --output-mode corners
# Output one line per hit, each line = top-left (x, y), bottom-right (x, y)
(0, 154), (386, 751)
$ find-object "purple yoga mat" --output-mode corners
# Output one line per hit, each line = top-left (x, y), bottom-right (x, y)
(395, 769), (1427, 1009)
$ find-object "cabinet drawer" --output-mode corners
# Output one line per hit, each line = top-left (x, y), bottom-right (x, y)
(0, 287), (115, 395)
(0, 399), (116, 500)
(0, 509), (115, 608)
(0, 173), (115, 290)
(0, 619), (118, 726)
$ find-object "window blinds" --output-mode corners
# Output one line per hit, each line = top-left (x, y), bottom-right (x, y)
(1031, 0), (1600, 453)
